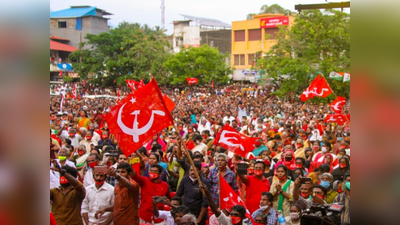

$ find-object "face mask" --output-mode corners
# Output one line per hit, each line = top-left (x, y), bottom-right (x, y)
(277, 147), (283, 151)
(320, 180), (330, 188)
(78, 150), (85, 156)
(313, 193), (324, 201)
(345, 181), (350, 190)
(296, 144), (302, 148)
(300, 192), (309, 198)
(264, 160), (270, 167)
(340, 145), (346, 149)
(296, 164), (303, 169)
(278, 175), (287, 181)
(86, 136), (92, 140)
(88, 162), (98, 169)
(178, 126), (183, 131)
(285, 156), (293, 161)
(337, 188), (343, 193)
(60, 176), (68, 184)
(94, 179), (105, 186)
(257, 128), (263, 132)
(230, 216), (241, 225)
(273, 128), (279, 132)
(313, 146), (319, 151)
(102, 134), (108, 139)
(302, 136), (307, 140)
(259, 205), (269, 211)
(58, 156), (67, 161)
(202, 135), (207, 139)
(188, 129), (193, 133)
(106, 161), (112, 167)
(321, 147), (327, 152)
(201, 121), (207, 125)
(94, 124), (99, 128)
(149, 172), (159, 179)
(69, 133), (75, 137)
(247, 169), (254, 175)
(290, 212), (300, 220)
(339, 163), (347, 168)
(254, 169), (263, 176)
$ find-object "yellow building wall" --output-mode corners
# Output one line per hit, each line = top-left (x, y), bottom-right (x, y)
(231, 14), (295, 70)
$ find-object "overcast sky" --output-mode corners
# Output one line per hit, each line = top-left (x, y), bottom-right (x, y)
(50, 0), (350, 34)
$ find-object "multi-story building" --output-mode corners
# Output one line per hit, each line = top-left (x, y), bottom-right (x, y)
(50, 36), (77, 81)
(231, 14), (295, 82)
(171, 14), (231, 54)
(50, 6), (112, 49)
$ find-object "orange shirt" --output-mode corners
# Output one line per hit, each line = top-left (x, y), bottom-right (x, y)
(113, 179), (140, 225)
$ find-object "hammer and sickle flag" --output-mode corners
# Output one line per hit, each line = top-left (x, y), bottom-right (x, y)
(214, 124), (258, 158)
(105, 78), (174, 157)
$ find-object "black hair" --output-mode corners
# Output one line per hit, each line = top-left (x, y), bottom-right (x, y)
(319, 163), (331, 173)
(339, 157), (350, 170)
(192, 154), (203, 161)
(152, 143), (162, 151)
(218, 147), (227, 153)
(304, 147), (312, 155)
(231, 205), (246, 218)
(171, 196), (182, 205)
(184, 150), (193, 160)
(193, 134), (203, 141)
(62, 165), (78, 178)
(313, 184), (328, 196)
(175, 205), (190, 215)
(344, 170), (350, 181)
(261, 192), (273, 202)
(254, 160), (266, 170)
(91, 148), (101, 156)
(323, 141), (332, 151)
(274, 134), (282, 140)
(291, 204), (302, 212)
(202, 130), (210, 136)
(295, 157), (306, 165)
(138, 146), (149, 157)
(193, 161), (202, 171)
(65, 138), (71, 145)
(88, 153), (100, 161)
(117, 162), (133, 173)
(150, 164), (163, 174)
(104, 145), (115, 152)
(276, 164), (288, 175)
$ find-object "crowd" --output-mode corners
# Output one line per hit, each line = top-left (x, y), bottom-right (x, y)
(50, 80), (350, 225)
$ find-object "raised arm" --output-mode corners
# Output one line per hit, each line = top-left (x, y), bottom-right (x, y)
(200, 184), (221, 217)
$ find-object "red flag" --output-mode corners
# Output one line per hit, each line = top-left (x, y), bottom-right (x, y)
(59, 70), (62, 76)
(163, 94), (176, 112)
(116, 90), (120, 103)
(300, 74), (333, 101)
(137, 79), (145, 89)
(324, 114), (350, 125)
(211, 80), (215, 89)
(126, 79), (139, 92)
(330, 96), (346, 114)
(72, 86), (77, 99)
(213, 124), (258, 157)
(105, 78), (174, 156)
(219, 173), (252, 220)
(186, 78), (199, 85)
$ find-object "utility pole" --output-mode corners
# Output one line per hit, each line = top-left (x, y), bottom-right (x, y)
(161, 0), (165, 30)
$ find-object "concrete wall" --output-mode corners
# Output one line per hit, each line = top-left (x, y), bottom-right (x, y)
(200, 30), (231, 54)
(50, 16), (110, 49)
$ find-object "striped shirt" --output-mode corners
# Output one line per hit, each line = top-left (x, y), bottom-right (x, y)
(333, 192), (350, 225)
(208, 168), (238, 208)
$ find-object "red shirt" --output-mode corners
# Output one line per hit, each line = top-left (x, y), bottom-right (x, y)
(132, 174), (170, 222)
(244, 175), (271, 214)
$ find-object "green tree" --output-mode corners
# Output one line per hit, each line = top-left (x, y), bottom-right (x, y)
(163, 44), (232, 85)
(247, 4), (295, 20)
(257, 9), (350, 101)
(69, 22), (171, 86)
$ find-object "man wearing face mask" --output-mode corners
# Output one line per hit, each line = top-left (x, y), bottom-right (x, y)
(175, 162), (211, 225)
(83, 153), (101, 188)
(50, 161), (85, 225)
(97, 130), (115, 148)
(333, 171), (350, 225)
(252, 139), (268, 157)
(248, 192), (277, 225)
(192, 134), (208, 155)
(292, 177), (327, 210)
(198, 118), (211, 134)
(87, 123), (100, 145)
(223, 111), (236, 124)
(131, 164), (171, 224)
(320, 173), (339, 204)
(81, 166), (114, 225)
(236, 161), (270, 214)
(79, 130), (97, 154)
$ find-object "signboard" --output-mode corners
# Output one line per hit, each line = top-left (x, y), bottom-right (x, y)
(57, 63), (72, 70)
(260, 16), (289, 28)
(183, 26), (200, 47)
(242, 71), (257, 76)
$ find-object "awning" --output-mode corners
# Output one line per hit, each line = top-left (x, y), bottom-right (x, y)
(50, 40), (77, 52)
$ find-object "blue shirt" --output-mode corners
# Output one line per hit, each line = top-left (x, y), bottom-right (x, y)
(252, 145), (268, 156)
(249, 207), (277, 225)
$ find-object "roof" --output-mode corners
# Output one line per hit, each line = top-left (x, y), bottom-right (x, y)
(50, 6), (112, 18)
(50, 40), (77, 52)
(180, 14), (231, 28)
(50, 36), (70, 41)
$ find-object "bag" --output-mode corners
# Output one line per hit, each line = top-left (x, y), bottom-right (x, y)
(166, 166), (179, 192)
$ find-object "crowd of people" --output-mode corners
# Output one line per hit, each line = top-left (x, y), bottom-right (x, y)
(50, 80), (350, 225)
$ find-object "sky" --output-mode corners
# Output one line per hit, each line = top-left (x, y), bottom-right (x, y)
(50, 0), (350, 35)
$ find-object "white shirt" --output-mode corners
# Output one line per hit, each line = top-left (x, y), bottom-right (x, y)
(223, 116), (236, 124)
(52, 159), (76, 180)
(81, 182), (115, 224)
(84, 168), (95, 188)
(50, 170), (59, 189)
(192, 142), (207, 155)
(60, 133), (83, 149)
(156, 210), (175, 225)
(216, 212), (245, 225)
(237, 107), (247, 119)
(197, 121), (212, 134)
(91, 132), (101, 145)
(80, 139), (97, 153)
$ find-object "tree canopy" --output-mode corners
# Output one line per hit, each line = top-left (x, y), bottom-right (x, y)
(257, 10), (350, 102)
(69, 22), (171, 86)
(247, 4), (295, 20)
(163, 44), (232, 85)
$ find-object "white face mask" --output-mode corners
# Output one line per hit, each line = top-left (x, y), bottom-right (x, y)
(259, 205), (269, 211)
(290, 212), (300, 220)
(321, 147), (328, 152)
(257, 128), (263, 132)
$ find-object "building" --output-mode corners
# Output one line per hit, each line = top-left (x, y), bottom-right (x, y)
(50, 6), (112, 49)
(171, 14), (231, 54)
(231, 14), (295, 82)
(50, 36), (78, 81)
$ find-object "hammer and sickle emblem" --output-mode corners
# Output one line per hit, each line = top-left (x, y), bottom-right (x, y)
(117, 103), (165, 142)
(219, 130), (245, 151)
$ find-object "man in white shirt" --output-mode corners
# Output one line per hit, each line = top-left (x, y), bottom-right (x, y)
(223, 111), (236, 124)
(237, 103), (247, 119)
(81, 166), (115, 225)
(191, 134), (208, 155)
(79, 130), (97, 153)
(88, 123), (101, 145)
(83, 153), (101, 188)
(197, 118), (211, 134)
(153, 196), (188, 225)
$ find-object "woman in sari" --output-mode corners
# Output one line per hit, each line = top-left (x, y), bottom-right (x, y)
(146, 133), (167, 151)
(77, 111), (91, 129)
(270, 164), (294, 217)
(309, 153), (334, 173)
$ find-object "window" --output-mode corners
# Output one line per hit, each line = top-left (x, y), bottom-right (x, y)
(234, 30), (245, 42)
(234, 54), (245, 66)
(264, 28), (281, 39)
(58, 21), (67, 28)
(248, 54), (255, 65)
(76, 18), (82, 30)
(248, 29), (261, 41)
(248, 52), (262, 66)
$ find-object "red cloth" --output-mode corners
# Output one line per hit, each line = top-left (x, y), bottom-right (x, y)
(300, 74), (333, 101)
(50, 212), (57, 225)
(244, 175), (271, 213)
(132, 173), (171, 223)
